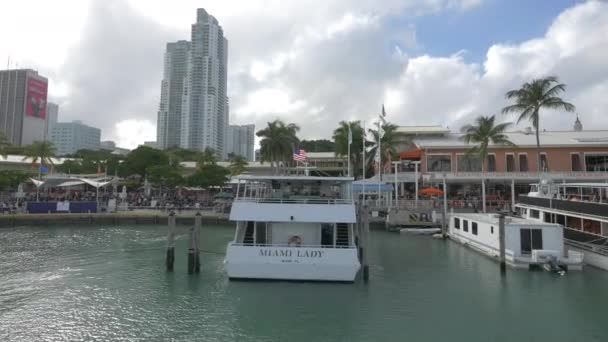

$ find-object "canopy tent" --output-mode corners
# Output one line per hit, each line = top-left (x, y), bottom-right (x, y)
(29, 178), (45, 188)
(80, 178), (113, 189)
(56, 180), (86, 187)
(399, 148), (422, 160)
(418, 187), (444, 196)
(352, 179), (394, 192)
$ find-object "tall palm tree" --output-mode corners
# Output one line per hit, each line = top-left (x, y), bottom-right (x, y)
(257, 120), (300, 174)
(367, 123), (409, 175)
(461, 115), (515, 173)
(22, 140), (56, 168)
(197, 147), (217, 168)
(333, 121), (364, 178)
(502, 76), (575, 172)
(228, 153), (248, 176)
(0, 132), (11, 158)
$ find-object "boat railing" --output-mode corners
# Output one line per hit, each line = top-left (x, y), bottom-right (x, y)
(234, 197), (353, 205)
(565, 238), (608, 257)
(518, 195), (608, 218)
(229, 242), (356, 249)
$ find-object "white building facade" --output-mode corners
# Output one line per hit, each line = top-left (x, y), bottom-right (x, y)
(227, 124), (255, 161)
(50, 121), (101, 155)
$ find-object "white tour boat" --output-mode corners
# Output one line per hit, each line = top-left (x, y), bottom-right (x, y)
(449, 213), (583, 271)
(517, 180), (608, 270)
(224, 175), (361, 281)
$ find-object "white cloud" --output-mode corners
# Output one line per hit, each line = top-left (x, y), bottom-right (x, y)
(115, 119), (156, 149)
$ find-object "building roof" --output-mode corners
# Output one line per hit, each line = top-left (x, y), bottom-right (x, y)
(396, 125), (450, 135)
(413, 130), (608, 149)
(0, 155), (69, 165)
(451, 213), (559, 226)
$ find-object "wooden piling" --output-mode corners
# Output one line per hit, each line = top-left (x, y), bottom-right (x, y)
(361, 205), (370, 281)
(498, 213), (506, 274)
(166, 211), (176, 272)
(188, 212), (202, 274)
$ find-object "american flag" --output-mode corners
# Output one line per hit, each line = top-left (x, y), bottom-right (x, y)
(293, 148), (307, 161)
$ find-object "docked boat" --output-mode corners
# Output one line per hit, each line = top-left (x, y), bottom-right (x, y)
(517, 180), (608, 271)
(224, 175), (361, 281)
(448, 213), (583, 271)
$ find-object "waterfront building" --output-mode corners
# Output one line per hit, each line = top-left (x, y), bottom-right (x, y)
(180, 9), (228, 158)
(143, 141), (159, 149)
(100, 140), (130, 155)
(50, 120), (101, 155)
(157, 40), (190, 149)
(44, 102), (59, 141)
(383, 117), (608, 207)
(0, 69), (48, 146)
(227, 124), (254, 161)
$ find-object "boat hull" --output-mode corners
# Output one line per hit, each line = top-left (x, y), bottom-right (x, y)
(225, 244), (361, 282)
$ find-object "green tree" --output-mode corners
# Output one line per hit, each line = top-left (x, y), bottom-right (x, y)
(166, 147), (201, 162)
(367, 123), (408, 175)
(502, 76), (575, 172)
(187, 164), (230, 188)
(148, 164), (184, 188)
(22, 140), (56, 167)
(197, 147), (218, 168)
(0, 132), (11, 158)
(461, 115), (515, 173)
(300, 139), (335, 152)
(119, 146), (169, 178)
(228, 153), (248, 176)
(257, 120), (300, 174)
(333, 121), (365, 178)
(0, 170), (30, 190)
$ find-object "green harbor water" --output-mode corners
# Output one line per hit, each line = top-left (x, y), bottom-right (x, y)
(1, 224), (608, 341)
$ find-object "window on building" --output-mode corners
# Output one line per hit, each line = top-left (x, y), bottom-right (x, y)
(463, 220), (469, 232)
(529, 209), (540, 219)
(571, 154), (581, 172)
(457, 155), (481, 172)
(486, 155), (496, 172)
(472, 222), (478, 235)
(454, 218), (460, 229)
(540, 153), (549, 171)
(585, 154), (608, 172)
(427, 155), (451, 172)
(506, 154), (515, 172)
(519, 154), (528, 172)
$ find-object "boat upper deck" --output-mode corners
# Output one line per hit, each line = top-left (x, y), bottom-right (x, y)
(519, 182), (608, 219)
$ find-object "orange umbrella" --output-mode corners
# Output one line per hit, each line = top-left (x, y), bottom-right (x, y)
(419, 187), (444, 196)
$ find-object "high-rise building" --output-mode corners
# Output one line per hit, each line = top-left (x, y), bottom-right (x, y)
(227, 124), (255, 161)
(156, 9), (228, 156)
(50, 120), (101, 155)
(44, 102), (59, 140)
(157, 40), (190, 149)
(0, 69), (48, 146)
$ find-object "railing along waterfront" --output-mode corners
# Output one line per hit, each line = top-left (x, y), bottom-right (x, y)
(235, 197), (353, 205)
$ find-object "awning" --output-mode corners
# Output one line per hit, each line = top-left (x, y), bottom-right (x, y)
(399, 148), (422, 160)
(56, 180), (85, 187)
(29, 178), (45, 188)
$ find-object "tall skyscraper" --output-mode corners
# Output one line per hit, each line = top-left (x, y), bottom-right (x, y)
(0, 69), (48, 146)
(157, 40), (190, 149)
(156, 8), (228, 158)
(227, 124), (255, 161)
(44, 102), (59, 140)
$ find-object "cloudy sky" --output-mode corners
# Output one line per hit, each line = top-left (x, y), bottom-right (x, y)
(1, 0), (606, 149)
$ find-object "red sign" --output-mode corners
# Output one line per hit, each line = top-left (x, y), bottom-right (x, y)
(25, 77), (48, 119)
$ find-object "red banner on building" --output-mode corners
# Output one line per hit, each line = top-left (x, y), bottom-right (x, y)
(25, 77), (48, 119)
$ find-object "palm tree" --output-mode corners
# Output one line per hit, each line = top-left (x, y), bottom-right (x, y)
(22, 140), (56, 168)
(333, 121), (365, 178)
(367, 123), (409, 175)
(0, 132), (11, 158)
(502, 76), (575, 172)
(461, 115), (515, 173)
(228, 153), (248, 176)
(257, 120), (300, 174)
(197, 147), (217, 168)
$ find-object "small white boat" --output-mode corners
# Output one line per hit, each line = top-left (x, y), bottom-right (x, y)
(399, 227), (441, 235)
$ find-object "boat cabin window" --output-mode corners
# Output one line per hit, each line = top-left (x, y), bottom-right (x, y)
(472, 222), (478, 235)
(255, 222), (267, 244)
(321, 224), (334, 246)
(529, 209), (540, 219)
(490, 226), (494, 234)
(454, 218), (460, 229)
(520, 228), (543, 254)
(463, 220), (469, 232)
